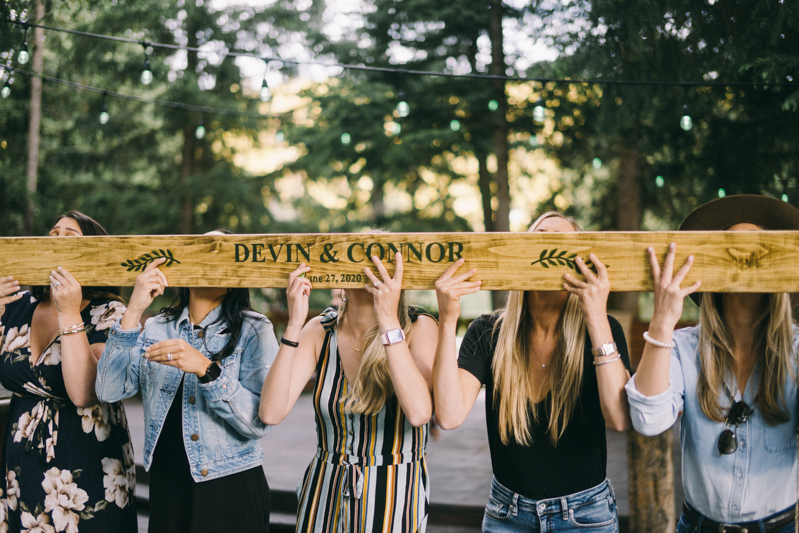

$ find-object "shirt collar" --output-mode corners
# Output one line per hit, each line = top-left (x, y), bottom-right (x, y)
(175, 304), (224, 332)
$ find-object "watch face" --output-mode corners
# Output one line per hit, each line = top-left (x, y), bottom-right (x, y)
(385, 329), (405, 344)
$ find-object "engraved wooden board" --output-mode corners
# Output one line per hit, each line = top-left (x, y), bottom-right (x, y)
(0, 232), (797, 292)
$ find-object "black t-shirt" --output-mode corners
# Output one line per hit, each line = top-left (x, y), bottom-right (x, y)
(458, 313), (630, 500)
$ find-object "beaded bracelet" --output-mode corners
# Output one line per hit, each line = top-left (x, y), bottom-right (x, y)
(280, 336), (299, 348)
(58, 322), (86, 336)
(643, 331), (675, 349)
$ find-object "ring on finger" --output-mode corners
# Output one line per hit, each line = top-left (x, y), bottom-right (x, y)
(167, 353), (173, 362)
(53, 280), (61, 289)
(373, 280), (382, 288)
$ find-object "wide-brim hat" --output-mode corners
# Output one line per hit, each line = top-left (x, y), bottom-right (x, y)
(679, 194), (799, 305)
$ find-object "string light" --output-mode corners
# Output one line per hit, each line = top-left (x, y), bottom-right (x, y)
(782, 194), (789, 202)
(718, 188), (726, 198)
(18, 42), (29, 65)
(680, 85), (693, 131)
(533, 98), (546, 123)
(1, 75), (10, 98)
(140, 43), (153, 85)
(592, 158), (602, 169)
(260, 59), (271, 102)
(396, 91), (410, 118)
(341, 132), (351, 145)
(6, 20), (797, 89)
(17, 26), (29, 65)
(488, 99), (499, 111)
(655, 175), (665, 188)
(680, 104), (693, 131)
(275, 130), (284, 143)
(450, 119), (461, 131)
(99, 92), (110, 124)
(195, 118), (206, 139)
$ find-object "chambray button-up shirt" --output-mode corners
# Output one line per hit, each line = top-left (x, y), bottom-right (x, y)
(625, 325), (798, 523)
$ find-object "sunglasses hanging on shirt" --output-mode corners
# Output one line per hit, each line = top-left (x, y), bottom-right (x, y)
(717, 400), (753, 455)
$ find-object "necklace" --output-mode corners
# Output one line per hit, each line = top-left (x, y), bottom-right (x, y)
(346, 318), (367, 353)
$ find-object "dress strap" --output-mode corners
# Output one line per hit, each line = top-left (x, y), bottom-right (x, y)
(320, 307), (339, 331)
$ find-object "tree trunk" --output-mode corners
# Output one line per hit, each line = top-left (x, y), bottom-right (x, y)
(179, 18), (200, 235)
(489, 0), (509, 311)
(477, 151), (494, 232)
(617, 143), (676, 533)
(24, 0), (45, 236)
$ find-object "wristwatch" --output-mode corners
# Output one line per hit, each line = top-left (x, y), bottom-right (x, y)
(591, 342), (618, 358)
(379, 328), (406, 346)
(198, 362), (221, 384)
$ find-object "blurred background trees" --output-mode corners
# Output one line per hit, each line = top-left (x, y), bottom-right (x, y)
(2, 0), (798, 297)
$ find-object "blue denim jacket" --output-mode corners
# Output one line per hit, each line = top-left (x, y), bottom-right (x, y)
(96, 305), (278, 482)
(626, 325), (798, 523)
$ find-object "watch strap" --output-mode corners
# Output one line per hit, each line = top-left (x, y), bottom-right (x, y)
(591, 341), (618, 358)
(199, 362), (221, 384)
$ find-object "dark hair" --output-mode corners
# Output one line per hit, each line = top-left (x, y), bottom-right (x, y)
(159, 230), (261, 361)
(31, 211), (123, 303)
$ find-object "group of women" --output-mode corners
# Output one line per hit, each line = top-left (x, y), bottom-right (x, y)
(0, 193), (796, 533)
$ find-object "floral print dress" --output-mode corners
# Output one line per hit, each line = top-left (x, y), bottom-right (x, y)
(0, 293), (137, 533)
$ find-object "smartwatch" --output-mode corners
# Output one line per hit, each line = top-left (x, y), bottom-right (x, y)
(198, 362), (221, 384)
(379, 328), (406, 346)
(591, 342), (618, 358)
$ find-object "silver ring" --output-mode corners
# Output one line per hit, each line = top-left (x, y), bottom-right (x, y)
(54, 281), (61, 289)
(167, 353), (173, 362)
(373, 280), (382, 288)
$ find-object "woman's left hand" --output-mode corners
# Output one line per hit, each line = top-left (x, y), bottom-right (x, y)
(364, 253), (403, 330)
(145, 339), (212, 377)
(563, 253), (610, 325)
(49, 267), (83, 315)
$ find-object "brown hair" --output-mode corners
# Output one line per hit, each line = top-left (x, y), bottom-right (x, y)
(31, 211), (123, 303)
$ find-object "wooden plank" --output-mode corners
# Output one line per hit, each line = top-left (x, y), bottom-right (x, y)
(1, 232), (798, 291)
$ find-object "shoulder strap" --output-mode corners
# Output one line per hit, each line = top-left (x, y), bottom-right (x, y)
(320, 307), (338, 331)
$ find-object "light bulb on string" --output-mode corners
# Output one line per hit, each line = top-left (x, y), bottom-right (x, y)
(450, 119), (461, 131)
(141, 57), (153, 85)
(140, 42), (153, 85)
(195, 119), (206, 139)
(488, 99), (499, 111)
(680, 104), (693, 131)
(532, 99), (546, 123)
(782, 194), (789, 202)
(718, 188), (726, 198)
(1, 82), (10, 99)
(592, 158), (602, 169)
(341, 132), (351, 145)
(275, 130), (284, 143)
(18, 41), (29, 65)
(396, 92), (410, 118)
(99, 105), (109, 125)
(655, 175), (665, 188)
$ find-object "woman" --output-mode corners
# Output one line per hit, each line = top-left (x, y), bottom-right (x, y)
(626, 195), (798, 533)
(0, 211), (136, 533)
(259, 253), (438, 532)
(95, 232), (279, 533)
(433, 211), (631, 533)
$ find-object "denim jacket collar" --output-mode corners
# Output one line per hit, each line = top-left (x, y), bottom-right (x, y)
(175, 304), (225, 334)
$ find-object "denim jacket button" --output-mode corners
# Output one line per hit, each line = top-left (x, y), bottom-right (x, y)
(189, 396), (196, 404)
(201, 469), (208, 477)
(191, 434), (199, 441)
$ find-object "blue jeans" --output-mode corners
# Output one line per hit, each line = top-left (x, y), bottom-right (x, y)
(482, 477), (618, 533)
(676, 502), (797, 533)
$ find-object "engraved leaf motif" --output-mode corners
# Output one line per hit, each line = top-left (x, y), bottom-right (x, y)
(120, 249), (181, 271)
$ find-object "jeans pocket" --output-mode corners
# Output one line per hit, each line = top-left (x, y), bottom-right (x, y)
(675, 514), (696, 533)
(484, 495), (511, 520)
(568, 497), (616, 528)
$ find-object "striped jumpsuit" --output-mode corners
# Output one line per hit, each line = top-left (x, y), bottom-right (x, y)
(295, 308), (430, 533)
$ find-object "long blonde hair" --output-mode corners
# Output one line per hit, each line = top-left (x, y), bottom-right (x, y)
(340, 292), (412, 415)
(697, 292), (796, 425)
(492, 212), (587, 446)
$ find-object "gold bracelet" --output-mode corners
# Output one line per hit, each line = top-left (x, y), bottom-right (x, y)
(58, 322), (86, 336)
